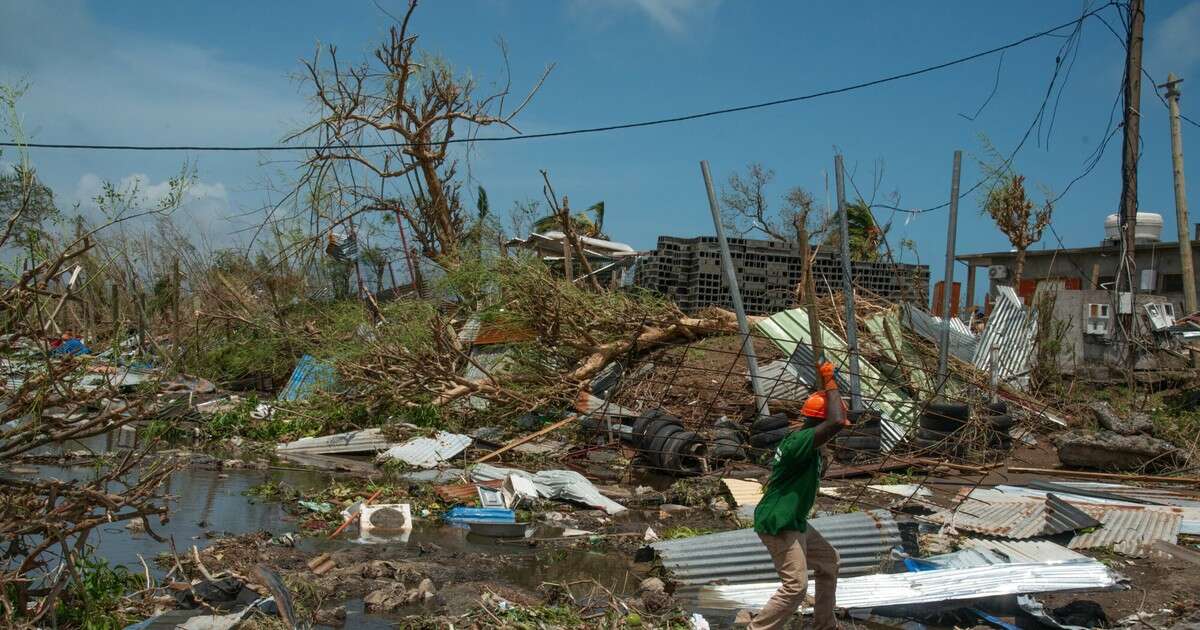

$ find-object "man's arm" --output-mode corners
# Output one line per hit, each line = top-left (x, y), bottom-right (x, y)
(812, 362), (850, 447)
(812, 388), (848, 447)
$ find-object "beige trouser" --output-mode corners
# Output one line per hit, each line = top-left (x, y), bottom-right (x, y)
(749, 528), (840, 630)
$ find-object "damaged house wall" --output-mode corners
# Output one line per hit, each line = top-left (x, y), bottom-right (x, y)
(1048, 289), (1177, 376)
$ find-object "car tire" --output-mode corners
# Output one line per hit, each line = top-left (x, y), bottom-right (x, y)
(752, 413), (790, 434)
(660, 430), (700, 471)
(645, 425), (684, 466)
(750, 426), (792, 448)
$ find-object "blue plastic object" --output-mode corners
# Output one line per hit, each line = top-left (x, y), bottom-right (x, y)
(443, 507), (516, 528)
(277, 354), (337, 401)
(52, 338), (90, 356)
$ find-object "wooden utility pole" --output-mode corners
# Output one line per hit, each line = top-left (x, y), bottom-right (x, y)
(1162, 73), (1198, 315)
(1118, 0), (1145, 383)
(834, 155), (863, 412)
(795, 218), (824, 377)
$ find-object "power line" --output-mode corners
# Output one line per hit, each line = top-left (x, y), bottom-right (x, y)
(0, 3), (1116, 154)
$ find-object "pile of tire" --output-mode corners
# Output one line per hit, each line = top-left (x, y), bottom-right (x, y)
(710, 416), (747, 463)
(980, 401), (1014, 450)
(747, 413), (795, 460)
(910, 402), (969, 455)
(631, 409), (707, 476)
(832, 411), (882, 463)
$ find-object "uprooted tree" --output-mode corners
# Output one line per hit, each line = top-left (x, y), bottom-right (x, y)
(292, 0), (552, 268)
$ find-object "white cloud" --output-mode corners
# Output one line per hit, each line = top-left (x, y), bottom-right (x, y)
(72, 172), (232, 240)
(569, 0), (721, 34)
(73, 172), (227, 210)
(1149, 1), (1200, 75)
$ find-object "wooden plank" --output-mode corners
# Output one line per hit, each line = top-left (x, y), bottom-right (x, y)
(1007, 466), (1200, 486)
(474, 415), (577, 464)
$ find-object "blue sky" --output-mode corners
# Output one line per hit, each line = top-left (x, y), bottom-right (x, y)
(4, 0), (1200, 292)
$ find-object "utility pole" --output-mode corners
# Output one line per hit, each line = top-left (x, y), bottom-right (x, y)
(834, 155), (863, 412)
(701, 160), (769, 418)
(1162, 73), (1198, 315)
(1118, 0), (1145, 383)
(795, 217), (824, 378)
(937, 151), (962, 386)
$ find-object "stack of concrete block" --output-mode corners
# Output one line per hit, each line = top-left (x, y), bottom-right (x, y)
(634, 236), (929, 315)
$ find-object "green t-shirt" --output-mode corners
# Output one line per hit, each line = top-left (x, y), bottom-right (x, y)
(753, 428), (820, 535)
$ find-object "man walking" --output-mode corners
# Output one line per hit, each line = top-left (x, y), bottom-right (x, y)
(750, 361), (849, 630)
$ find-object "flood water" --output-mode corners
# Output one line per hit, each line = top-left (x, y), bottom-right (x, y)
(22, 463), (333, 575)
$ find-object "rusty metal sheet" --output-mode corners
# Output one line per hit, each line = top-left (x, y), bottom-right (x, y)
(1069, 509), (1182, 558)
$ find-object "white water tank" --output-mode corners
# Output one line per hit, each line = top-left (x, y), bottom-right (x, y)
(1104, 212), (1163, 242)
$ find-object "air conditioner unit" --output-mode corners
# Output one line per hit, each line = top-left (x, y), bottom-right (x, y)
(988, 265), (1008, 280)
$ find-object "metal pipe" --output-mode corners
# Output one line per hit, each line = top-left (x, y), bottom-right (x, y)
(937, 150), (963, 384)
(700, 160), (769, 418)
(834, 155), (863, 412)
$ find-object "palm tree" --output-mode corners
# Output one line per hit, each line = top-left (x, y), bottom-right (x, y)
(532, 201), (606, 239)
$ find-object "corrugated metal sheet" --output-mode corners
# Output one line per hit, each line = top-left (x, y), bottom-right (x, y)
(722, 478), (764, 508)
(1069, 509), (1182, 557)
(380, 431), (472, 468)
(925, 539), (1091, 568)
(961, 538), (1090, 564)
(973, 286), (1038, 385)
(904, 304), (978, 363)
(435, 483), (482, 505)
(278, 354), (338, 402)
(457, 317), (482, 346)
(473, 322), (537, 346)
(651, 510), (902, 586)
(967, 486), (1200, 535)
(1053, 481), (1200, 509)
(276, 428), (392, 455)
(462, 346), (513, 410)
(694, 560), (1123, 612)
(928, 494), (1099, 539)
(755, 359), (812, 405)
(755, 307), (918, 451)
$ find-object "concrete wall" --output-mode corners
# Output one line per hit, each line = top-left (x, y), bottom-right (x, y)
(1044, 288), (1173, 376)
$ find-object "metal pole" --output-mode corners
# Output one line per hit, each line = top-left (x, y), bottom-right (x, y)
(938, 150), (963, 384)
(1163, 73), (1198, 315)
(700, 160), (769, 418)
(834, 155), (862, 412)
